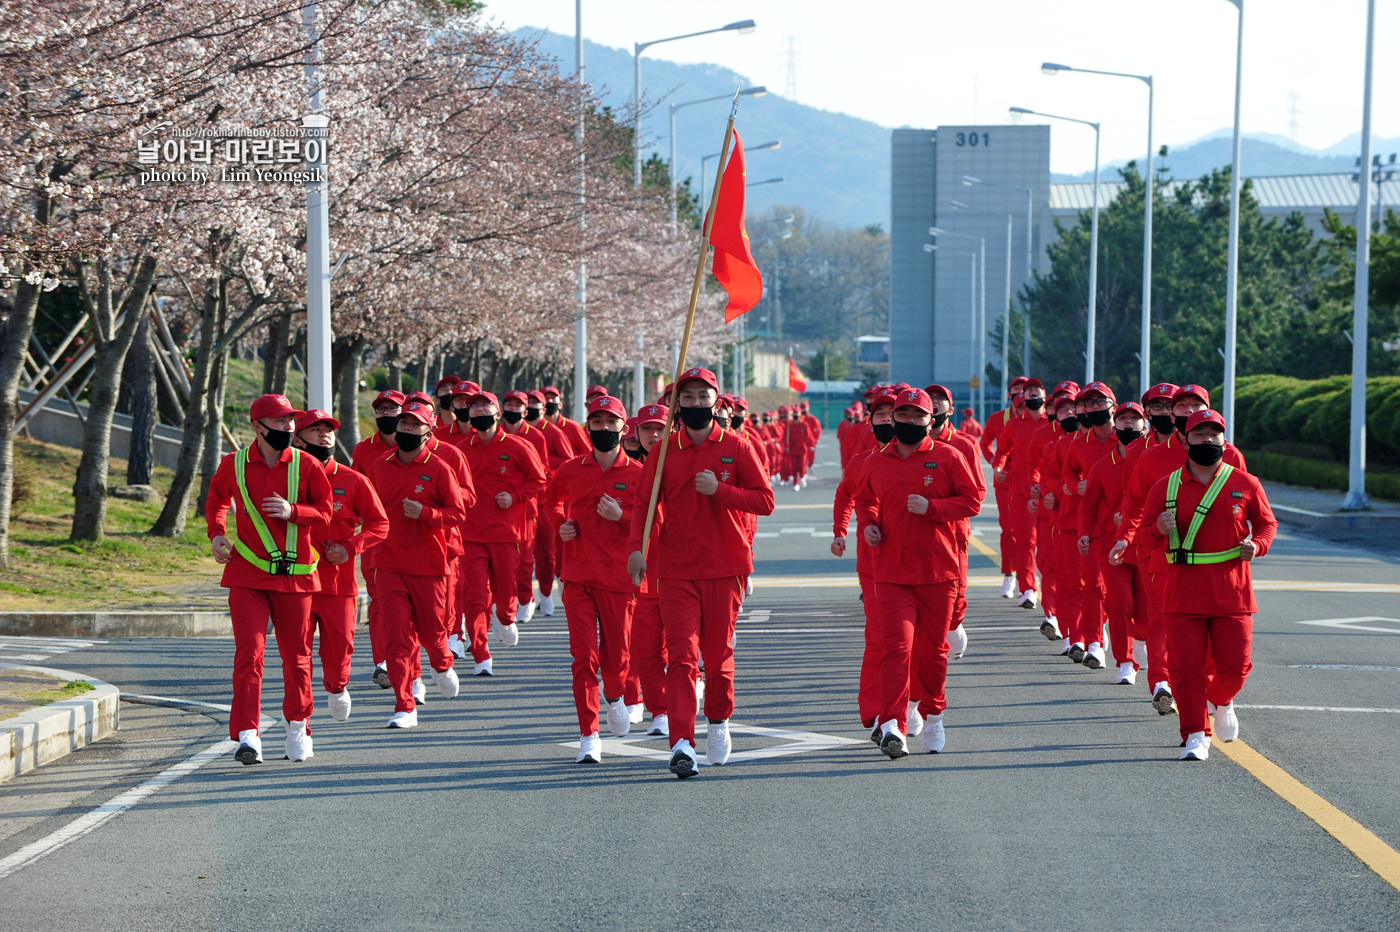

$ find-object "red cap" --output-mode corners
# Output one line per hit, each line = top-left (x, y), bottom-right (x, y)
(924, 383), (953, 403)
(586, 384), (609, 398)
(1184, 409), (1226, 433)
(733, 396), (749, 412)
(1117, 402), (1146, 418)
(405, 391), (435, 407)
(1078, 381), (1116, 402)
(1052, 380), (1081, 397)
(540, 385), (561, 398)
(297, 408), (340, 431)
(800, 401), (810, 410)
(458, 380), (481, 397)
(587, 395), (627, 419)
(871, 392), (899, 410)
(1142, 382), (1178, 406)
(371, 390), (405, 409)
(717, 393), (736, 408)
(527, 389), (546, 405)
(778, 404), (791, 414)
(676, 366), (719, 393)
(398, 402), (435, 427)
(637, 403), (668, 426)
(893, 388), (934, 414)
(434, 375), (461, 394)
(1172, 384), (1211, 407)
(466, 391), (499, 408)
(1009, 376), (1029, 392)
(1021, 377), (1044, 390)
(502, 389), (530, 406)
(961, 407), (974, 416)
(250, 393), (303, 422)
(623, 417), (638, 441)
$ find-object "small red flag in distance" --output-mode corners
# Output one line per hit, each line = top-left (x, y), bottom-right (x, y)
(709, 130), (764, 322)
(788, 357), (807, 393)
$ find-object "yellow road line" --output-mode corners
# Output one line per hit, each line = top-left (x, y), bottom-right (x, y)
(967, 535), (1000, 561)
(1216, 738), (1400, 893)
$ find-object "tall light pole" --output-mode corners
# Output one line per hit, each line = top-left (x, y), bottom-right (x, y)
(926, 243), (977, 412)
(574, 0), (587, 421)
(1344, 0), (1376, 511)
(702, 140), (780, 207)
(302, 0), (331, 412)
(1222, 0), (1244, 442)
(1010, 107), (1100, 383)
(930, 227), (985, 418)
(964, 175), (1034, 375)
(752, 220), (793, 387)
(634, 329), (646, 413)
(748, 176), (784, 188)
(950, 201), (1012, 413)
(669, 86), (767, 232)
(1043, 62), (1155, 396)
(634, 19), (756, 189)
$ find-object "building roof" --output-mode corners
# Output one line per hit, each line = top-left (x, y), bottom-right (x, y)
(1050, 172), (1400, 214)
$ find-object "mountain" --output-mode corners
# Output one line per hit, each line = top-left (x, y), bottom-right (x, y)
(513, 28), (890, 229)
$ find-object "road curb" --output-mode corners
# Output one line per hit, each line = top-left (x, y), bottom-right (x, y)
(0, 611), (232, 638)
(1, 663), (120, 784)
(1272, 504), (1400, 530)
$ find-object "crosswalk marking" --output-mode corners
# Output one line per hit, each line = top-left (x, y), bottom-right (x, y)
(0, 636), (103, 665)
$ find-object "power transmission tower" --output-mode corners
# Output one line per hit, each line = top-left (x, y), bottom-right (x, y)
(783, 35), (801, 101)
(1286, 92), (1301, 145)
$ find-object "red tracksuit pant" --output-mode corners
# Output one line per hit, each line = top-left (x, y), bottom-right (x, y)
(366, 571), (387, 665)
(993, 479), (1013, 575)
(1101, 560), (1146, 667)
(458, 540), (520, 663)
(377, 569), (453, 714)
(309, 592), (356, 694)
(1078, 540), (1105, 647)
(659, 576), (743, 748)
(228, 587), (314, 739)
(534, 517), (558, 598)
(516, 517), (538, 608)
(1166, 613), (1253, 739)
(631, 595), (667, 716)
(564, 582), (635, 735)
(1009, 495), (1037, 594)
(1035, 515), (1055, 615)
(1052, 526), (1083, 641)
(1145, 570), (1172, 693)
(952, 540), (970, 628)
(857, 572), (881, 726)
(874, 580), (957, 729)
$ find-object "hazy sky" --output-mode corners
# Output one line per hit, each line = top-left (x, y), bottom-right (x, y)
(485, 0), (1397, 175)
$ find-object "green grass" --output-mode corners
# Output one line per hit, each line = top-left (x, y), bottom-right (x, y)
(24, 679), (95, 706)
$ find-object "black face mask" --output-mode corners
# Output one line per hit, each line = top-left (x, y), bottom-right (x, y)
(470, 414), (497, 432)
(892, 421), (929, 445)
(1058, 416), (1079, 433)
(453, 407), (472, 423)
(678, 405), (714, 430)
(375, 415), (399, 436)
(300, 443), (332, 464)
(1149, 413), (1175, 436)
(395, 431), (424, 453)
(1188, 441), (1226, 466)
(525, 407), (542, 422)
(545, 401), (560, 416)
(872, 422), (896, 444)
(633, 446), (648, 462)
(730, 415), (745, 430)
(930, 412), (950, 432)
(259, 421), (292, 451)
(438, 399), (453, 412)
(502, 410), (523, 424)
(589, 428), (621, 452)
(750, 414), (761, 426)
(1025, 397), (1045, 411)
(1116, 427), (1145, 447)
(1084, 409), (1111, 427)
(1174, 414), (1190, 434)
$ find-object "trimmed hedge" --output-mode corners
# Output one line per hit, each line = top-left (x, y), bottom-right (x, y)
(1224, 374), (1400, 467)
(1239, 449), (1400, 502)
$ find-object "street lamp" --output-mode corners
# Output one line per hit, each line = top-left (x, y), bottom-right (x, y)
(1009, 106), (1101, 383)
(930, 227), (986, 420)
(748, 176), (784, 188)
(1222, 0), (1244, 444)
(635, 20), (756, 189)
(702, 140), (780, 206)
(1344, 0), (1376, 510)
(1043, 61), (1155, 397)
(669, 87), (767, 232)
(964, 175), (1034, 375)
(950, 200), (1013, 415)
(926, 242), (978, 414)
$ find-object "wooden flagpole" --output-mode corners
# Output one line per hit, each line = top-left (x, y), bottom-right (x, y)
(638, 90), (741, 561)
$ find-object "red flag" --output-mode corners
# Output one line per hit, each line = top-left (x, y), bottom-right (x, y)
(709, 130), (763, 322)
(788, 356), (807, 393)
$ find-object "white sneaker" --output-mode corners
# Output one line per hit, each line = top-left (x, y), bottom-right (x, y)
(234, 729), (263, 765)
(606, 697), (631, 737)
(1179, 731), (1211, 761)
(1152, 683), (1176, 716)
(327, 689), (352, 721)
(647, 713), (670, 737)
(501, 622), (520, 648)
(1211, 701), (1240, 741)
(1083, 643), (1106, 670)
(473, 658), (493, 676)
(447, 634), (467, 660)
(1000, 575), (1017, 599)
(1115, 663), (1138, 685)
(629, 702), (645, 725)
(434, 666), (460, 699)
(1133, 641), (1148, 670)
(411, 677), (427, 706)
(283, 718), (313, 762)
(1018, 589), (1038, 610)
(906, 700), (925, 736)
(576, 732), (602, 764)
(1040, 615), (1061, 640)
(1068, 642), (1087, 663)
(372, 663), (390, 689)
(919, 713), (946, 754)
(669, 739), (700, 778)
(539, 594), (555, 617)
(1060, 637), (1073, 657)
(386, 710), (418, 729)
(879, 721), (908, 759)
(706, 719), (732, 765)
(947, 624), (968, 659)
(519, 600), (537, 623)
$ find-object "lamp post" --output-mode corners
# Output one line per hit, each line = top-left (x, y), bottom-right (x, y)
(1009, 106), (1101, 383)
(635, 19), (756, 189)
(302, 1), (331, 412)
(930, 227), (985, 419)
(1222, 0), (1244, 442)
(748, 217), (794, 394)
(702, 140), (780, 207)
(669, 86), (767, 232)
(747, 176), (784, 188)
(925, 242), (978, 414)
(950, 201), (1012, 414)
(963, 175), (1034, 375)
(1344, 0), (1376, 511)
(1043, 62), (1155, 396)
(634, 329), (646, 413)
(574, 0), (586, 420)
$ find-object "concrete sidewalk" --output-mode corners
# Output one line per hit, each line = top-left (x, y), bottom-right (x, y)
(1, 664), (119, 783)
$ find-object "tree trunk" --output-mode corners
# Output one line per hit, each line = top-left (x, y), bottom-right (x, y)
(126, 313), (158, 486)
(70, 254), (159, 542)
(195, 342), (229, 517)
(387, 342), (402, 392)
(263, 313), (290, 394)
(332, 334), (366, 462)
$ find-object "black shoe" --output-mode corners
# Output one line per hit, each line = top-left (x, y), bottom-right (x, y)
(372, 666), (390, 689)
(669, 746), (699, 779)
(1068, 645), (1086, 664)
(234, 743), (262, 766)
(880, 731), (908, 760)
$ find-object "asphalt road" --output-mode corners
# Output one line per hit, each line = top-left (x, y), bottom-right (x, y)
(3, 433), (1399, 930)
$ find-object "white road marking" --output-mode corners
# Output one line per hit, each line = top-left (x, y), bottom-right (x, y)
(1288, 664), (1400, 672)
(754, 532), (780, 539)
(0, 636), (103, 665)
(778, 527), (816, 534)
(1296, 617), (1400, 635)
(559, 722), (863, 765)
(1235, 704), (1400, 715)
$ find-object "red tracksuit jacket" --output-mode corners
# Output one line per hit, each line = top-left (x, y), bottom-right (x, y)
(546, 451), (644, 592)
(308, 459), (389, 597)
(451, 427), (548, 543)
(362, 444), (468, 576)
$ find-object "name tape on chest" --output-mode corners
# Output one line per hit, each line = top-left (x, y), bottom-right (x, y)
(613, 482), (628, 490)
(721, 455), (735, 464)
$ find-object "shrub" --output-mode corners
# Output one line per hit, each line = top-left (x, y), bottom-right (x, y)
(367, 367), (418, 393)
(1241, 448), (1400, 502)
